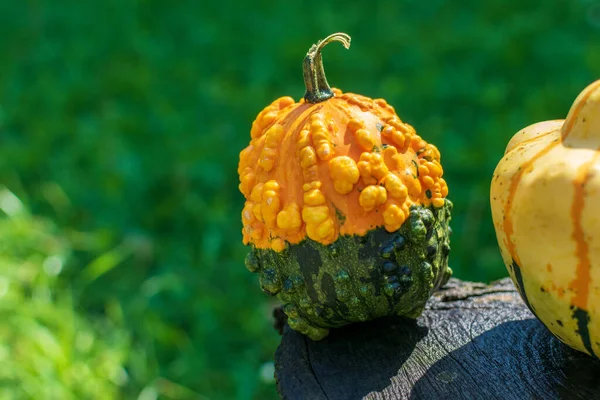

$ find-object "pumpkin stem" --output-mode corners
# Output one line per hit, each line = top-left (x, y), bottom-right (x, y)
(303, 33), (351, 103)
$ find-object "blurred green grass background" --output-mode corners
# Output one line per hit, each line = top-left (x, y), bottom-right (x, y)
(1, 0), (599, 398)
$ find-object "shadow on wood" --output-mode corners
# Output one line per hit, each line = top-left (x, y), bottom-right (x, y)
(276, 316), (428, 399)
(274, 278), (600, 400)
(410, 319), (600, 399)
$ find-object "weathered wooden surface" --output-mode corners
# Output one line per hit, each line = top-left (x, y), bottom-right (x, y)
(274, 278), (600, 400)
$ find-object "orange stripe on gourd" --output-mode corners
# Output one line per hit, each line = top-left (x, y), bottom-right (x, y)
(502, 141), (559, 266)
(569, 152), (600, 310)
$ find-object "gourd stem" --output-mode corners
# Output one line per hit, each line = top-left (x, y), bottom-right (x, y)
(303, 33), (351, 104)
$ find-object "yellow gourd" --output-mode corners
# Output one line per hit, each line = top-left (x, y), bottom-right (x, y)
(490, 80), (600, 358)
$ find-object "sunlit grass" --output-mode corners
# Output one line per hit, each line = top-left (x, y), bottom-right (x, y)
(0, 188), (128, 399)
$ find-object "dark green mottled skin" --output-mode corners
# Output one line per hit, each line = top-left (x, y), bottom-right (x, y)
(245, 201), (453, 340)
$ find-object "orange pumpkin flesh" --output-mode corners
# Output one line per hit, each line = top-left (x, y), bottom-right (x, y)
(239, 90), (448, 251)
(238, 33), (452, 340)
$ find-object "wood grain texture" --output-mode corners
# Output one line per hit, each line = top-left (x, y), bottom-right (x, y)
(274, 278), (600, 400)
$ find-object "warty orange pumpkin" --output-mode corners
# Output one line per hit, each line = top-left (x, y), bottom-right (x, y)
(491, 79), (600, 358)
(239, 33), (452, 340)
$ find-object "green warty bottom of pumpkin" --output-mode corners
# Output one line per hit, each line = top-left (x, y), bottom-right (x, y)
(244, 200), (453, 340)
